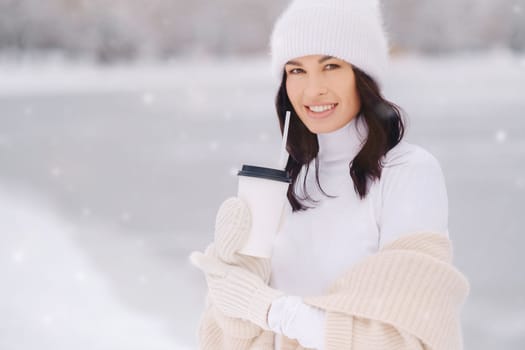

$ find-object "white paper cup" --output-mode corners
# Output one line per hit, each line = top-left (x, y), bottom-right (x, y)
(237, 165), (291, 258)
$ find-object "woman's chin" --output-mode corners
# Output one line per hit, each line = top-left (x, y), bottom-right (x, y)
(304, 121), (339, 135)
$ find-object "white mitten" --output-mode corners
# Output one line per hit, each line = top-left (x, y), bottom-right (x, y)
(191, 245), (284, 330)
(212, 197), (271, 283)
(192, 197), (279, 335)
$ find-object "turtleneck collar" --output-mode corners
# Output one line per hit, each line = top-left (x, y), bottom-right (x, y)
(317, 115), (368, 164)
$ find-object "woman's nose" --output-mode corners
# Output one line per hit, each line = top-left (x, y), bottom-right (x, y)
(304, 75), (328, 96)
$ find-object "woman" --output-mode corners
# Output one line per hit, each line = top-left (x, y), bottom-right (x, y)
(191, 0), (470, 349)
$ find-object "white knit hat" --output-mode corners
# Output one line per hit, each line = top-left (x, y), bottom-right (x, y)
(269, 0), (390, 87)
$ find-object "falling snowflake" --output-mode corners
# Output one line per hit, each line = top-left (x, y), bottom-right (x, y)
(138, 274), (148, 284)
(42, 314), (54, 326)
(120, 211), (132, 222)
(258, 131), (269, 142)
(209, 141), (219, 152)
(141, 92), (156, 105)
(50, 166), (62, 177)
(229, 166), (239, 177)
(74, 271), (86, 282)
(494, 129), (507, 143)
(12, 250), (25, 263)
(81, 207), (92, 217)
(23, 106), (33, 115)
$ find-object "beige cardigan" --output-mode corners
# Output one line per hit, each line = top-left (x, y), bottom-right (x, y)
(197, 232), (471, 350)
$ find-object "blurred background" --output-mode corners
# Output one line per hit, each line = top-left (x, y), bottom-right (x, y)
(1, 0), (524, 349)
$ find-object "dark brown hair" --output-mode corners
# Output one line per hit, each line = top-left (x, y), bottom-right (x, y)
(276, 66), (406, 212)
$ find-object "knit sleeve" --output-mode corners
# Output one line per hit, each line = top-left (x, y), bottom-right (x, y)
(378, 147), (449, 249)
(265, 296), (425, 350)
(323, 312), (426, 349)
(301, 233), (470, 350)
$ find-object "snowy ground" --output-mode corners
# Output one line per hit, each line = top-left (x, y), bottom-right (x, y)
(1, 51), (524, 349)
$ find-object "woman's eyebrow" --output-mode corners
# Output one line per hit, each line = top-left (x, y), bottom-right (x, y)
(285, 55), (335, 66)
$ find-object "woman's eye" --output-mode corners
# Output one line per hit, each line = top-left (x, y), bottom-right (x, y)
(325, 64), (340, 70)
(287, 65), (338, 75)
(288, 68), (304, 74)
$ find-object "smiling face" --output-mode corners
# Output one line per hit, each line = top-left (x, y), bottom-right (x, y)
(285, 55), (361, 134)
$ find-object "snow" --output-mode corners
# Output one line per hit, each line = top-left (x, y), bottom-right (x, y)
(1, 50), (524, 349)
(0, 186), (192, 350)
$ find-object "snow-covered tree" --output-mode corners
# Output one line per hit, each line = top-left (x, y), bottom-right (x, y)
(0, 0), (522, 61)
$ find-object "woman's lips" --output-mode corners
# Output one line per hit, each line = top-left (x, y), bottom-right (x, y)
(305, 103), (338, 119)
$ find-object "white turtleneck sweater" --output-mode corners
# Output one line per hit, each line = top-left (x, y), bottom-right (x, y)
(267, 116), (449, 349)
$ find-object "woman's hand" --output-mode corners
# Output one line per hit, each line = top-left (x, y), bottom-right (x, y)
(191, 245), (284, 330)
(211, 196), (272, 282)
(190, 197), (283, 329)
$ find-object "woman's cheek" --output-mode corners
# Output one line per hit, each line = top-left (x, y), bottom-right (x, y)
(286, 85), (300, 107)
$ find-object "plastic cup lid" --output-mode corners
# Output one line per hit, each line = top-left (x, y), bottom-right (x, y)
(237, 165), (292, 183)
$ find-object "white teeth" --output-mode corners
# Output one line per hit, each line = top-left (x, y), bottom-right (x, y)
(308, 104), (335, 113)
